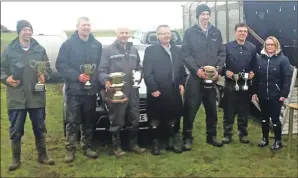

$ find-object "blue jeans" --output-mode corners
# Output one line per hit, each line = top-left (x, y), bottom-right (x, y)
(8, 107), (46, 141)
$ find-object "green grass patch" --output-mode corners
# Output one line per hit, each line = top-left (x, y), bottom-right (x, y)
(1, 84), (297, 177)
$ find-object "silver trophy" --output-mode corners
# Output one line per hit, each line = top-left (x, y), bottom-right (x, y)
(29, 60), (50, 92)
(80, 64), (96, 90)
(241, 72), (249, 91)
(233, 73), (240, 91)
(132, 70), (142, 88)
(203, 66), (216, 88)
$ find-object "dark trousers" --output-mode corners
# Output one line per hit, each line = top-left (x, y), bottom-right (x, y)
(107, 90), (139, 133)
(8, 107), (46, 141)
(223, 86), (250, 137)
(183, 75), (218, 138)
(259, 98), (283, 140)
(65, 95), (96, 151)
(150, 117), (181, 140)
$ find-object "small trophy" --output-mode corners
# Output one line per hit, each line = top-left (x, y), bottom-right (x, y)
(29, 60), (50, 92)
(232, 73), (240, 91)
(12, 62), (25, 85)
(241, 72), (249, 91)
(132, 70), (142, 88)
(80, 64), (96, 90)
(203, 66), (216, 88)
(107, 72), (128, 103)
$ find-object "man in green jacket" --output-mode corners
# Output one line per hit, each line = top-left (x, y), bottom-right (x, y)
(1, 20), (55, 171)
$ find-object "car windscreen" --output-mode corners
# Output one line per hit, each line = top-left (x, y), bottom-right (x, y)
(147, 31), (182, 45)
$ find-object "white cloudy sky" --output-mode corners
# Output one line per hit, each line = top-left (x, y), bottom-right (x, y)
(1, 1), (187, 31)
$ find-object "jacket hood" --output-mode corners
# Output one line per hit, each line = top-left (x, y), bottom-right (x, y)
(71, 30), (96, 42)
(260, 48), (282, 57)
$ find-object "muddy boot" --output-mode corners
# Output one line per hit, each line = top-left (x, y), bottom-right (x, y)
(271, 123), (283, 150)
(207, 136), (223, 147)
(172, 133), (182, 153)
(8, 140), (21, 171)
(128, 131), (146, 154)
(239, 136), (250, 144)
(222, 136), (232, 144)
(64, 150), (75, 163)
(183, 131), (193, 151)
(83, 148), (98, 159)
(258, 119), (269, 147)
(151, 139), (160, 155)
(112, 132), (126, 157)
(35, 138), (55, 165)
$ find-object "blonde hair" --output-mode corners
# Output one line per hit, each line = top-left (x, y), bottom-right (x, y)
(264, 36), (281, 55)
(76, 16), (90, 27)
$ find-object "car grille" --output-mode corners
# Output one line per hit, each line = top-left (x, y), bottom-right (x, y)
(139, 98), (147, 110)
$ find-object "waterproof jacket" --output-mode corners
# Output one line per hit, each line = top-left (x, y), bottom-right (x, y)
(181, 23), (226, 77)
(1, 37), (52, 110)
(253, 49), (292, 100)
(98, 40), (142, 97)
(55, 31), (102, 96)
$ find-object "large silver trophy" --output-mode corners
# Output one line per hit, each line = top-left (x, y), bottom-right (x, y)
(80, 64), (96, 90)
(107, 72), (128, 103)
(203, 66), (216, 88)
(132, 70), (142, 88)
(29, 60), (50, 92)
(241, 72), (249, 91)
(232, 73), (240, 91)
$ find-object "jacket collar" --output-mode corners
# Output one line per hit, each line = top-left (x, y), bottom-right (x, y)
(260, 48), (282, 58)
(71, 30), (96, 43)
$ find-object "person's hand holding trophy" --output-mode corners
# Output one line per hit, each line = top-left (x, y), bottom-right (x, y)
(201, 65), (218, 88)
(132, 70), (142, 88)
(106, 72), (128, 104)
(29, 60), (50, 91)
(79, 64), (96, 90)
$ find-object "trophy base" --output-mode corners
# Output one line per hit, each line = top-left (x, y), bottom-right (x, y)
(84, 81), (92, 90)
(34, 83), (46, 92)
(132, 84), (140, 89)
(109, 96), (128, 103)
(235, 86), (240, 91)
(203, 80), (214, 89)
(242, 86), (248, 91)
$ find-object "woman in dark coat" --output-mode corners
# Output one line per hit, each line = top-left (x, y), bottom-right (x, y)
(252, 36), (292, 150)
(143, 25), (186, 155)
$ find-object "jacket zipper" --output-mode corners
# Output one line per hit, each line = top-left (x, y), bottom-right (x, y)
(266, 59), (270, 99)
(275, 84), (281, 91)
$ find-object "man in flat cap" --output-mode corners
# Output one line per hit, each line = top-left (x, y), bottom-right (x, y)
(181, 4), (226, 150)
(1, 20), (54, 171)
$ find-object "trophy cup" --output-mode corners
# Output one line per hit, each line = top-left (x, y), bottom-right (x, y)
(241, 72), (249, 91)
(107, 72), (128, 103)
(232, 73), (240, 91)
(203, 66), (216, 88)
(12, 62), (25, 85)
(80, 64), (96, 90)
(29, 60), (50, 92)
(132, 70), (142, 88)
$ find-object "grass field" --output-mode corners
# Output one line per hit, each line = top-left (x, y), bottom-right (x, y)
(1, 32), (298, 177)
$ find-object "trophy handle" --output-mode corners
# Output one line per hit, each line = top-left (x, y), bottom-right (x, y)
(29, 60), (36, 68)
(80, 65), (84, 73)
(91, 64), (96, 73)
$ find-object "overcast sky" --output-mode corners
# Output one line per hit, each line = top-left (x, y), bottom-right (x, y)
(1, 2), (187, 31)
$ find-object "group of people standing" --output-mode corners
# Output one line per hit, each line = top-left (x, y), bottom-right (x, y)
(1, 3), (292, 172)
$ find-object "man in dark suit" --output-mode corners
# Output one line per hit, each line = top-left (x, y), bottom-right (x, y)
(143, 24), (187, 155)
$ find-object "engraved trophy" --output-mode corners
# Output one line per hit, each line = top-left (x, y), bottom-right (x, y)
(232, 73), (240, 91)
(241, 72), (249, 91)
(132, 70), (142, 88)
(29, 60), (50, 92)
(12, 62), (25, 86)
(80, 64), (96, 90)
(203, 66), (216, 88)
(107, 72), (128, 103)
